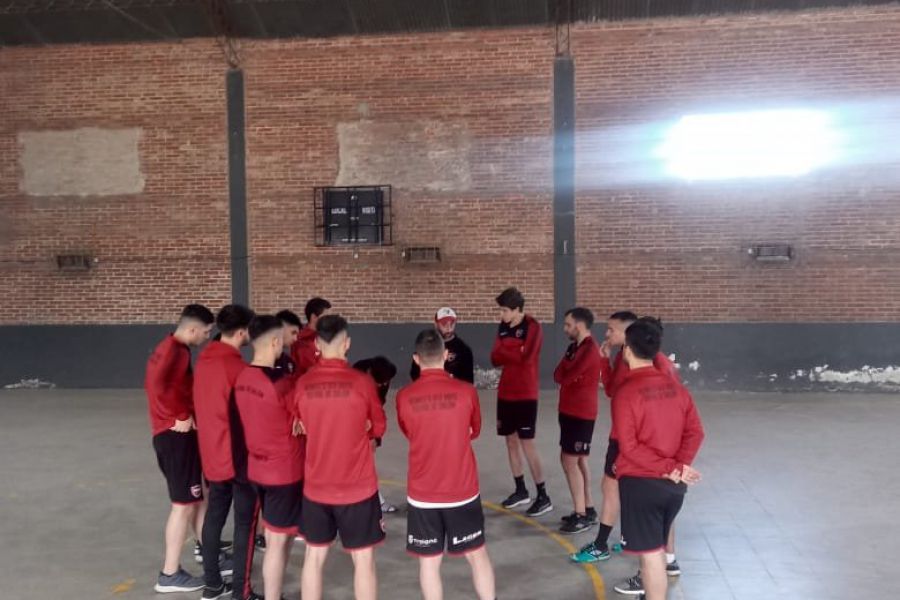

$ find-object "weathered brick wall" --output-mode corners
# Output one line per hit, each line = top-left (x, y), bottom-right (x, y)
(574, 6), (900, 321)
(3, 5), (900, 326)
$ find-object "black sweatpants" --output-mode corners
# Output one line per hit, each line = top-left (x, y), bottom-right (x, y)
(202, 479), (260, 597)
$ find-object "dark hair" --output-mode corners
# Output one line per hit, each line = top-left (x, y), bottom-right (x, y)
(495, 287), (525, 311)
(180, 304), (215, 325)
(609, 310), (638, 323)
(248, 315), (283, 342)
(352, 356), (397, 385)
(216, 304), (256, 335)
(637, 315), (664, 333)
(565, 307), (594, 329)
(275, 309), (302, 329)
(625, 319), (662, 360)
(414, 328), (445, 362)
(316, 314), (348, 344)
(304, 297), (332, 322)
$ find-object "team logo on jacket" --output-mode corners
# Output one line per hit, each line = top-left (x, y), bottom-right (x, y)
(515, 329), (524, 338)
(190, 485), (202, 498)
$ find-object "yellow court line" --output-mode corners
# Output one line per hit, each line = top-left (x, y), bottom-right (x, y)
(380, 479), (606, 600)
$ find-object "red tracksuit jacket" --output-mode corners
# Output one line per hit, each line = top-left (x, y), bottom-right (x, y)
(293, 358), (387, 505)
(490, 315), (543, 401)
(234, 365), (304, 486)
(193, 341), (246, 482)
(144, 335), (193, 436)
(554, 335), (603, 421)
(397, 369), (482, 504)
(601, 351), (679, 400)
(291, 327), (319, 376)
(612, 367), (705, 479)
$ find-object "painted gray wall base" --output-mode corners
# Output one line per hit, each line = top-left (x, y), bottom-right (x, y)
(1, 323), (899, 391)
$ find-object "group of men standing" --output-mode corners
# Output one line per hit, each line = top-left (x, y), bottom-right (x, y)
(144, 287), (704, 600)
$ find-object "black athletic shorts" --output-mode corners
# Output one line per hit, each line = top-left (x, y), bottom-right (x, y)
(619, 476), (686, 554)
(153, 430), (203, 504)
(604, 438), (620, 478)
(559, 413), (595, 455)
(406, 496), (486, 557)
(497, 399), (538, 439)
(255, 480), (303, 536)
(301, 492), (385, 551)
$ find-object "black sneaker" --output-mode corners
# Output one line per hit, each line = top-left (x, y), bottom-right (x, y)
(194, 540), (234, 563)
(203, 582), (233, 600)
(559, 514), (592, 534)
(500, 489), (531, 509)
(614, 573), (645, 595)
(585, 507), (598, 524)
(560, 511), (579, 524)
(525, 495), (554, 517)
(254, 534), (266, 552)
(667, 560), (681, 576)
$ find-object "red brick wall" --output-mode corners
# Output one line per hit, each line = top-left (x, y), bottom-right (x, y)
(574, 6), (900, 322)
(241, 30), (555, 323)
(0, 41), (232, 324)
(3, 6), (900, 326)
(0, 30), (555, 325)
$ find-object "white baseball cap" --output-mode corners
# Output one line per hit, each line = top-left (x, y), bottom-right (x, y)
(435, 307), (457, 323)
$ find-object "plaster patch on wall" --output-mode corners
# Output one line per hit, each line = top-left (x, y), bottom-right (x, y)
(19, 128), (144, 197)
(335, 120), (472, 191)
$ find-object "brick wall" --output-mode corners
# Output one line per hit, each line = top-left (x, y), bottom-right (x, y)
(3, 5), (900, 326)
(0, 41), (232, 324)
(241, 31), (555, 323)
(574, 5), (900, 322)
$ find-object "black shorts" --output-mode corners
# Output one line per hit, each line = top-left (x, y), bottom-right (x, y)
(559, 413), (595, 455)
(153, 430), (203, 504)
(619, 476), (686, 554)
(406, 496), (486, 557)
(497, 399), (538, 439)
(301, 492), (385, 551)
(255, 480), (303, 536)
(604, 438), (619, 478)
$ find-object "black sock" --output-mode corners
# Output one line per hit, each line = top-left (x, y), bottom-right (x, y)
(536, 481), (547, 497)
(586, 505), (596, 514)
(594, 523), (613, 549)
(514, 475), (526, 494)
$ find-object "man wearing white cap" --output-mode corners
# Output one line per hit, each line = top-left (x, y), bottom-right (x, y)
(410, 307), (475, 384)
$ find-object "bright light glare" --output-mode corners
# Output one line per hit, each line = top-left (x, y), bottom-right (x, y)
(656, 109), (839, 180)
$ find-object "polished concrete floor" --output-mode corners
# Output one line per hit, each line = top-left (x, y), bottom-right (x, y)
(1, 389), (898, 599)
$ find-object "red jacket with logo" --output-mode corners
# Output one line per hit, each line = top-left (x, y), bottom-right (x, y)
(291, 327), (319, 376)
(234, 365), (304, 486)
(293, 358), (386, 505)
(600, 351), (678, 401)
(193, 341), (246, 482)
(144, 335), (193, 436)
(554, 335), (603, 421)
(602, 351), (679, 439)
(397, 370), (481, 504)
(490, 315), (543, 401)
(612, 368), (705, 479)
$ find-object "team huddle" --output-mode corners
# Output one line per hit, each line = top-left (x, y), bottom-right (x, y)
(144, 288), (705, 600)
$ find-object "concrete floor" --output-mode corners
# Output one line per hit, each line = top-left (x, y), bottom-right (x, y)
(2, 389), (898, 600)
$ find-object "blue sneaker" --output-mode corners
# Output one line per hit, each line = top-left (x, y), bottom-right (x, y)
(154, 567), (204, 593)
(569, 541), (611, 563)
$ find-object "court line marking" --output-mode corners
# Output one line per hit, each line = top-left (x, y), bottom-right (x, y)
(380, 479), (606, 600)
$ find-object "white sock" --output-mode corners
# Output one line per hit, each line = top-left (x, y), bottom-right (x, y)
(666, 553), (676, 564)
